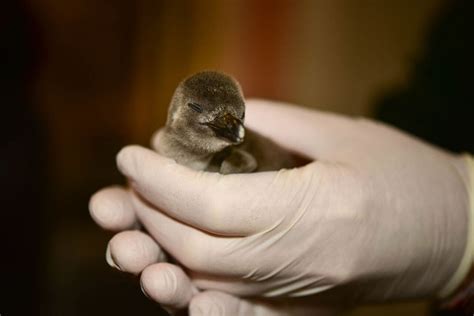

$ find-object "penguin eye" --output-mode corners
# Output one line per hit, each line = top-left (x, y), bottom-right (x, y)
(187, 102), (203, 113)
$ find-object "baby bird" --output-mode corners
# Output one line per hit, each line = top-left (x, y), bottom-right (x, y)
(155, 71), (298, 174)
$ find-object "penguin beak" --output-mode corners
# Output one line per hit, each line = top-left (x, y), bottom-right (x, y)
(204, 113), (245, 144)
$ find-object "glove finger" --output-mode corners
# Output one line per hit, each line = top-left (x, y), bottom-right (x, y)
(189, 291), (338, 316)
(244, 99), (362, 159)
(141, 262), (198, 311)
(89, 185), (138, 231)
(189, 291), (257, 316)
(190, 271), (335, 298)
(131, 191), (247, 277)
(117, 145), (320, 236)
(106, 230), (167, 275)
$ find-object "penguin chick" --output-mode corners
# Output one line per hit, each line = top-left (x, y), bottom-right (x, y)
(155, 71), (298, 174)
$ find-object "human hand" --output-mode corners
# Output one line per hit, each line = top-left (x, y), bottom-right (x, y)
(91, 187), (340, 315)
(91, 99), (471, 312)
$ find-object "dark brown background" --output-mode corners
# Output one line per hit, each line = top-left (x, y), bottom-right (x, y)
(1, 0), (472, 315)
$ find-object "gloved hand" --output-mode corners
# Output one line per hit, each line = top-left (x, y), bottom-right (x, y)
(91, 187), (340, 315)
(91, 99), (472, 313)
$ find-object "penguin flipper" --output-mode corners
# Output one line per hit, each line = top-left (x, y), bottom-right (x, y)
(220, 148), (257, 174)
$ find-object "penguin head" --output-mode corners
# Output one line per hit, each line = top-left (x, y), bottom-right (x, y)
(167, 71), (246, 152)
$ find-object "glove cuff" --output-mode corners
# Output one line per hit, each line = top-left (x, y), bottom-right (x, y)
(437, 154), (474, 302)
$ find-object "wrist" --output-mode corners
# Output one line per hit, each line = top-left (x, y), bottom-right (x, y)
(438, 155), (474, 298)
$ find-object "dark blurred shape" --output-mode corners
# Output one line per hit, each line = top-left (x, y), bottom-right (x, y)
(0, 1), (44, 315)
(1, 0), (167, 315)
(375, 0), (474, 154)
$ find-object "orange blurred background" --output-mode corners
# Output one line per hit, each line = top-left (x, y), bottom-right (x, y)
(2, 0), (472, 315)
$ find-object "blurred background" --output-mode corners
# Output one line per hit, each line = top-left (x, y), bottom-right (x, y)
(2, 0), (472, 315)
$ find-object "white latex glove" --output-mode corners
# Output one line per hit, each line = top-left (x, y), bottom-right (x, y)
(91, 187), (339, 315)
(91, 99), (471, 312)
